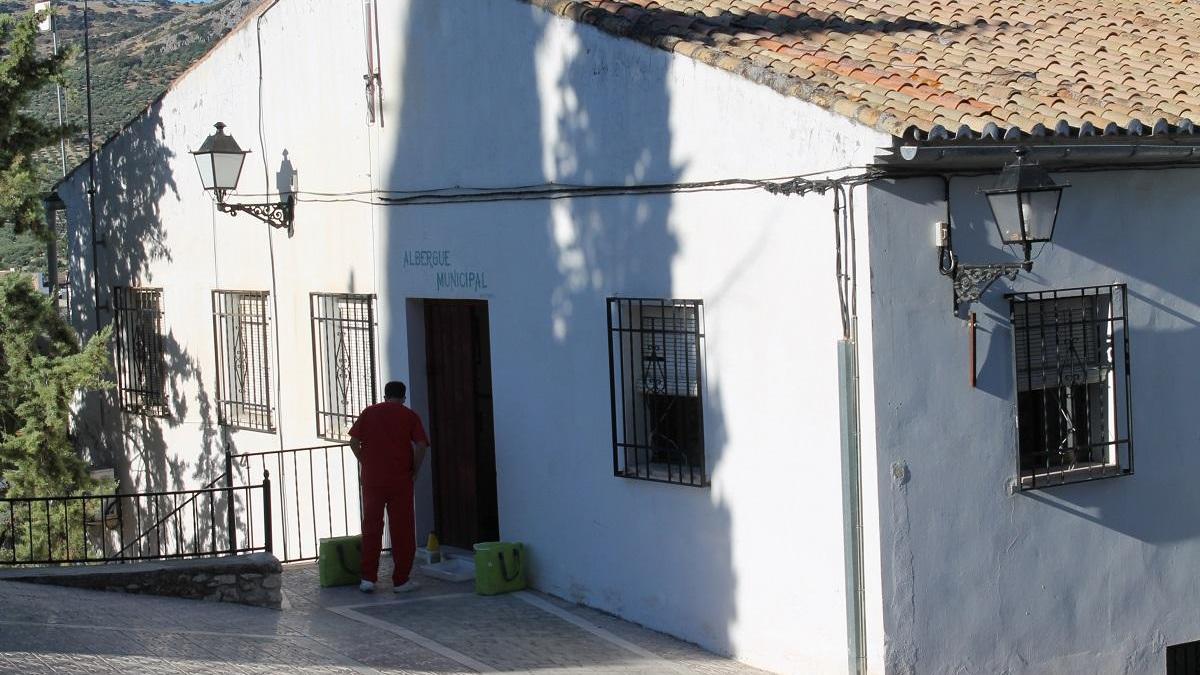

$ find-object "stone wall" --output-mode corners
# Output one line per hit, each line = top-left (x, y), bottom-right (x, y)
(0, 552), (282, 609)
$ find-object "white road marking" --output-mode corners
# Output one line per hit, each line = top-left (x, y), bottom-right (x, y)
(327, 590), (696, 674)
(514, 591), (695, 674)
(325, 604), (497, 673)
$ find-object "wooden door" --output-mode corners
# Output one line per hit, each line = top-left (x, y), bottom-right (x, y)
(424, 300), (499, 549)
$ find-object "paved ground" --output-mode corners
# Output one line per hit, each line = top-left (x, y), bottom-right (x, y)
(0, 557), (767, 674)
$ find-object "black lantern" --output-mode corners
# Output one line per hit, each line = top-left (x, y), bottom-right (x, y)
(980, 147), (1069, 270)
(936, 147), (1072, 314)
(191, 122), (294, 230)
(191, 122), (248, 199)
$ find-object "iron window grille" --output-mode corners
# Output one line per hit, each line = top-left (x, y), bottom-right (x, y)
(1008, 284), (1133, 490)
(1167, 640), (1200, 675)
(212, 290), (274, 432)
(310, 293), (378, 441)
(113, 287), (168, 417)
(607, 298), (707, 487)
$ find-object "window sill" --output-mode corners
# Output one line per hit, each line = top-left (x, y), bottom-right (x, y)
(617, 465), (708, 488)
(1019, 462), (1129, 490)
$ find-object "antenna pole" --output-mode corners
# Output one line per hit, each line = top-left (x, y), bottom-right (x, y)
(81, 0), (110, 458)
(49, 8), (67, 177)
(82, 0), (100, 329)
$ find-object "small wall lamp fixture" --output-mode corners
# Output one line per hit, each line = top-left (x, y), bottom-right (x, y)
(191, 122), (295, 230)
(937, 147), (1069, 312)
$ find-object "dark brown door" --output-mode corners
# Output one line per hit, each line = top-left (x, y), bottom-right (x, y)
(424, 300), (499, 549)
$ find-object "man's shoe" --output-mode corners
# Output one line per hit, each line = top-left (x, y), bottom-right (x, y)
(393, 580), (420, 593)
(358, 580), (376, 593)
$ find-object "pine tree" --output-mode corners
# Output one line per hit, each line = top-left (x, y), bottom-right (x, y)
(0, 8), (73, 235)
(0, 9), (111, 562)
(0, 274), (110, 497)
(0, 272), (112, 561)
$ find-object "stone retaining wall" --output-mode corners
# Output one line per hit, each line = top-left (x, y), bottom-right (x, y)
(0, 552), (283, 609)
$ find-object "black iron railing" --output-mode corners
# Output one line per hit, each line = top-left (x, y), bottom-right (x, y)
(233, 444), (361, 563)
(607, 297), (708, 487)
(107, 472), (226, 561)
(112, 286), (169, 417)
(1008, 284), (1133, 490)
(0, 442), (366, 567)
(310, 293), (378, 441)
(0, 474), (272, 566)
(212, 290), (275, 432)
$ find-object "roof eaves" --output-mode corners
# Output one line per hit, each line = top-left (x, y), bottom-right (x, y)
(522, 0), (909, 137)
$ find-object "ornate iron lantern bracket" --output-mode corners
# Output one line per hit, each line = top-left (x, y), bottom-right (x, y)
(215, 191), (295, 230)
(934, 147), (1070, 317)
(193, 123), (297, 232)
(952, 263), (1023, 306)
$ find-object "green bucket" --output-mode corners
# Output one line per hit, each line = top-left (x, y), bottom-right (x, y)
(318, 535), (362, 587)
(473, 541), (526, 595)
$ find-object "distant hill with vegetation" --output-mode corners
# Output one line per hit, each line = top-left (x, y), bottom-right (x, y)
(0, 0), (258, 272)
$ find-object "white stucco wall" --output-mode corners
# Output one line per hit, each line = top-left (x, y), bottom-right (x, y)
(866, 167), (1200, 674)
(60, 0), (891, 671)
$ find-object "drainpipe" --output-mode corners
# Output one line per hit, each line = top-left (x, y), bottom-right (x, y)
(42, 195), (62, 305)
(839, 322), (867, 675)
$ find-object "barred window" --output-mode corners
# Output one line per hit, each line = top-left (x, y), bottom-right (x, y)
(212, 291), (273, 432)
(607, 298), (707, 487)
(1167, 640), (1200, 675)
(311, 293), (378, 441)
(113, 287), (168, 417)
(1009, 285), (1133, 490)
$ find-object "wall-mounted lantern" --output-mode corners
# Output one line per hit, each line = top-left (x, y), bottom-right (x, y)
(938, 147), (1069, 312)
(980, 147), (1068, 270)
(191, 122), (294, 230)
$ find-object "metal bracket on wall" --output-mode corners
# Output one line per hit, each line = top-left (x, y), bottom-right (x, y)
(953, 263), (1023, 306)
(216, 194), (295, 231)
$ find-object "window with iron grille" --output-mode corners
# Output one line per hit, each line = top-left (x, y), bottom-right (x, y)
(311, 293), (378, 441)
(1167, 640), (1200, 675)
(212, 290), (273, 432)
(1009, 284), (1133, 490)
(607, 298), (707, 487)
(113, 287), (168, 417)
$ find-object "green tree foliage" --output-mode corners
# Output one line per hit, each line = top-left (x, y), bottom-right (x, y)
(0, 274), (111, 562)
(0, 1), (254, 272)
(0, 274), (110, 497)
(0, 9), (72, 237)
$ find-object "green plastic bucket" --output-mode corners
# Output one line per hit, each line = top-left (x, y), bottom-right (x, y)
(473, 541), (526, 595)
(318, 535), (362, 587)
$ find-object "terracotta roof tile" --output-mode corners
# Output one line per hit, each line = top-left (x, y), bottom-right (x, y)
(526, 0), (1200, 140)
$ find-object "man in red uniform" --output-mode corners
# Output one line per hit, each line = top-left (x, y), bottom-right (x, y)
(348, 380), (429, 593)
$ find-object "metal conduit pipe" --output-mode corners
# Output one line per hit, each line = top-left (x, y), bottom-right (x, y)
(840, 326), (866, 675)
(834, 181), (867, 675)
(893, 141), (1200, 169)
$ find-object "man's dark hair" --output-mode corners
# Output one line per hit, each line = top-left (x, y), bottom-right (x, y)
(384, 381), (407, 401)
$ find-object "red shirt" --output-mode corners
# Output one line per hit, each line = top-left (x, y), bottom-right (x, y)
(348, 401), (429, 486)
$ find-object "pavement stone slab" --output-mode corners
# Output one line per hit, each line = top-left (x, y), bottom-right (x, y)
(0, 556), (767, 674)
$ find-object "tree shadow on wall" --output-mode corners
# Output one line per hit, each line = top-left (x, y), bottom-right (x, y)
(65, 101), (228, 558)
(376, 0), (959, 665)
(375, 0), (727, 661)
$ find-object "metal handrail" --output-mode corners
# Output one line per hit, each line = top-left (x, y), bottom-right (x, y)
(237, 443), (348, 459)
(0, 474), (272, 566)
(107, 471), (227, 561)
(232, 443), (359, 563)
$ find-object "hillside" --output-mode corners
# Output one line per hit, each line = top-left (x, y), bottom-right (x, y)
(1, 0), (260, 271)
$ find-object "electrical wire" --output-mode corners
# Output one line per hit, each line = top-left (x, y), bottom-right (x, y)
(227, 167), (875, 202)
(256, 0), (287, 457)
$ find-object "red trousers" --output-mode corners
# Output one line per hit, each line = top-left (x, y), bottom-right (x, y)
(360, 480), (415, 584)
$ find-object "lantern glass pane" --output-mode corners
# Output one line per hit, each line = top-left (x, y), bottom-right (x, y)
(194, 154), (216, 191)
(1020, 189), (1061, 242)
(212, 152), (246, 191)
(986, 191), (1024, 244)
